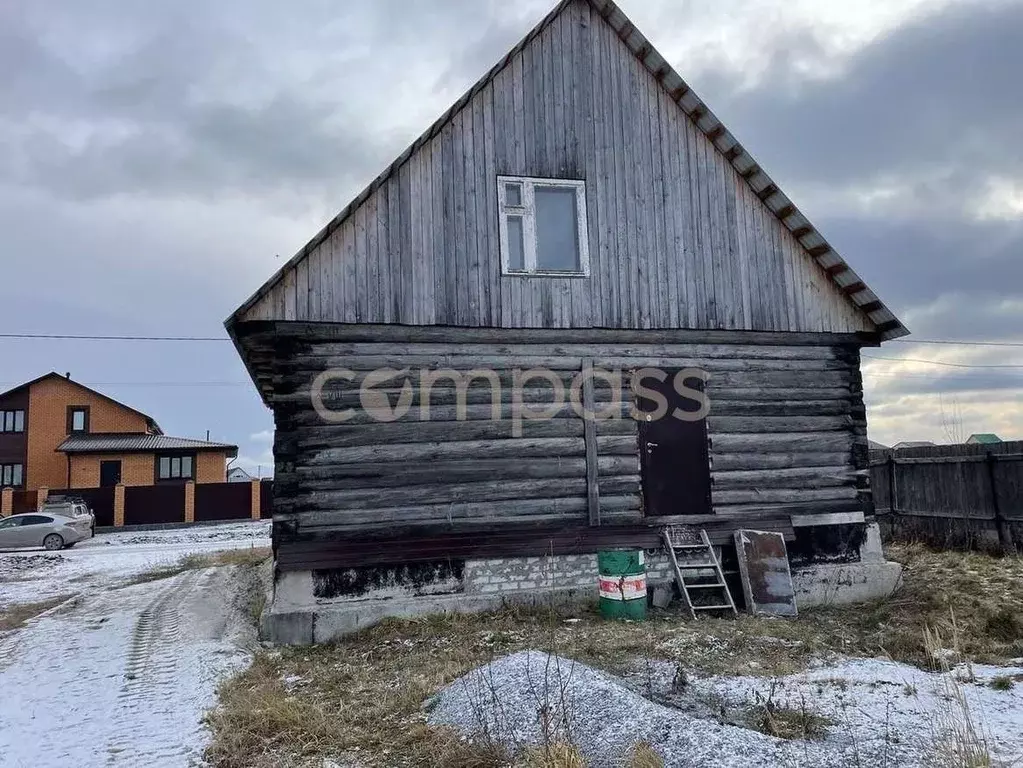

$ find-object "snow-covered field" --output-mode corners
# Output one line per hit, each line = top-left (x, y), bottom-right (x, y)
(0, 522), (271, 768)
(429, 650), (1023, 767)
(0, 521), (270, 608)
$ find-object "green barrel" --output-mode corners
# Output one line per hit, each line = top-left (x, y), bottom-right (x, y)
(597, 550), (647, 621)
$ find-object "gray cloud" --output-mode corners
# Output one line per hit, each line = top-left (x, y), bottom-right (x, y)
(703, 0), (1023, 190)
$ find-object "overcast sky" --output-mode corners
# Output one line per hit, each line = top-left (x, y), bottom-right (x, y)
(1, 0), (1020, 470)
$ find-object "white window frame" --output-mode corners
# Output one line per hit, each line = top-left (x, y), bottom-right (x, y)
(498, 176), (590, 277)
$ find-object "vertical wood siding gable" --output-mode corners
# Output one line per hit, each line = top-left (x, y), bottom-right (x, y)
(240, 0), (871, 335)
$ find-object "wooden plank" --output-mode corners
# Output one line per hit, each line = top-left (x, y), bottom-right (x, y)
(610, 21), (633, 325)
(376, 182), (392, 323)
(397, 160), (413, 323)
(419, 134), (436, 325)
(282, 268), (297, 321)
(386, 176), (401, 322)
(463, 95), (481, 325)
(319, 230), (334, 324)
(475, 89), (495, 326)
(295, 259), (309, 321)
(355, 199), (370, 322)
(582, 358), (601, 526)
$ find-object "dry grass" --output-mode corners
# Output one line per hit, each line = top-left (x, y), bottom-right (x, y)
(518, 743), (586, 767)
(125, 547), (272, 586)
(924, 619), (994, 767)
(752, 700), (834, 741)
(204, 543), (1023, 767)
(0, 595), (72, 632)
(627, 741), (665, 768)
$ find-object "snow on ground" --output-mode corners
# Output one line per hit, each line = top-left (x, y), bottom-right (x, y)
(0, 521), (270, 768)
(0, 521), (270, 608)
(428, 650), (1023, 767)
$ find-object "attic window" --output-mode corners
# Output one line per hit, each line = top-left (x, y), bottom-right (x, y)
(498, 176), (589, 276)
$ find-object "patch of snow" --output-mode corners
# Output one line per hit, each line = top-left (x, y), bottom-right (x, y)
(0, 565), (255, 767)
(656, 657), (1023, 767)
(0, 521), (270, 608)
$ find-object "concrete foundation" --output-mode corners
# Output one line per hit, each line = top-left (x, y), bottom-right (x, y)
(790, 522), (903, 607)
(261, 522), (904, 645)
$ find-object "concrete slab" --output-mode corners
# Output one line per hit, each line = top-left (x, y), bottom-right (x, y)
(791, 561), (904, 609)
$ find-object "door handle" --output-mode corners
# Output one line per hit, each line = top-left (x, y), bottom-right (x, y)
(646, 442), (658, 450)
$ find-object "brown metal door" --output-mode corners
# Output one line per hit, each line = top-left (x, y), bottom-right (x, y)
(100, 460), (122, 487)
(637, 371), (712, 517)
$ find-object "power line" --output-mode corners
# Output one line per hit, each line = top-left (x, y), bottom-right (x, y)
(3, 332), (1023, 348)
(0, 333), (230, 341)
(863, 355), (1023, 370)
(0, 381), (249, 388)
(892, 338), (1023, 348)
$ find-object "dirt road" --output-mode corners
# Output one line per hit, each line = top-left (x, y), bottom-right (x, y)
(0, 527), (267, 767)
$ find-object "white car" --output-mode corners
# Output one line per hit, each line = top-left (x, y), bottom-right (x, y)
(0, 513), (93, 551)
(40, 498), (95, 537)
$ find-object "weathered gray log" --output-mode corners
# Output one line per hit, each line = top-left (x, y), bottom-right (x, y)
(711, 487), (859, 505)
(709, 432), (852, 454)
(298, 437), (586, 466)
(253, 323), (877, 348)
(290, 341), (845, 360)
(706, 415), (853, 434)
(709, 451), (852, 472)
(711, 465), (863, 490)
(287, 478), (590, 511)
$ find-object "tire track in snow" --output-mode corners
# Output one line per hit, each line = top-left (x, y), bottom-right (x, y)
(105, 569), (206, 766)
(0, 595), (80, 673)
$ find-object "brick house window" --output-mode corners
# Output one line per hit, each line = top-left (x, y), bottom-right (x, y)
(157, 454), (194, 482)
(1, 463), (24, 488)
(67, 406), (90, 434)
(0, 410), (25, 433)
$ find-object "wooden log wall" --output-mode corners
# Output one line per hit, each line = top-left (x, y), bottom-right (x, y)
(266, 328), (870, 561)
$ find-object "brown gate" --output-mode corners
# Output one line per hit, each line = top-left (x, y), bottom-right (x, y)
(71, 487), (116, 527)
(11, 490), (38, 514)
(260, 480), (274, 519)
(124, 484), (185, 525)
(194, 482), (252, 522)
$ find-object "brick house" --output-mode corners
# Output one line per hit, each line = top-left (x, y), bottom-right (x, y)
(0, 372), (237, 492)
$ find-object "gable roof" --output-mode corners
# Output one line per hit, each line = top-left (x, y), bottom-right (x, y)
(226, 0), (908, 341)
(0, 372), (163, 434)
(967, 433), (1002, 444)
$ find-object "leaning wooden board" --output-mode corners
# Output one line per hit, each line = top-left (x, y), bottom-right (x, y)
(734, 529), (798, 617)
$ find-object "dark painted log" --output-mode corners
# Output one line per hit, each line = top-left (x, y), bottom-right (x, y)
(248, 321), (880, 347)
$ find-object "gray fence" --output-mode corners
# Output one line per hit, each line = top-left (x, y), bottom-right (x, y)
(870, 441), (1023, 553)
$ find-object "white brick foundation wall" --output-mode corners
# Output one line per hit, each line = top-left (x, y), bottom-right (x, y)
(463, 550), (676, 596)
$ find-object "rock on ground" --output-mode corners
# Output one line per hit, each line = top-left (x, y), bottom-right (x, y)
(427, 650), (1023, 767)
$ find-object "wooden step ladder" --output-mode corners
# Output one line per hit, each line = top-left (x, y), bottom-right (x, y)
(662, 526), (738, 619)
